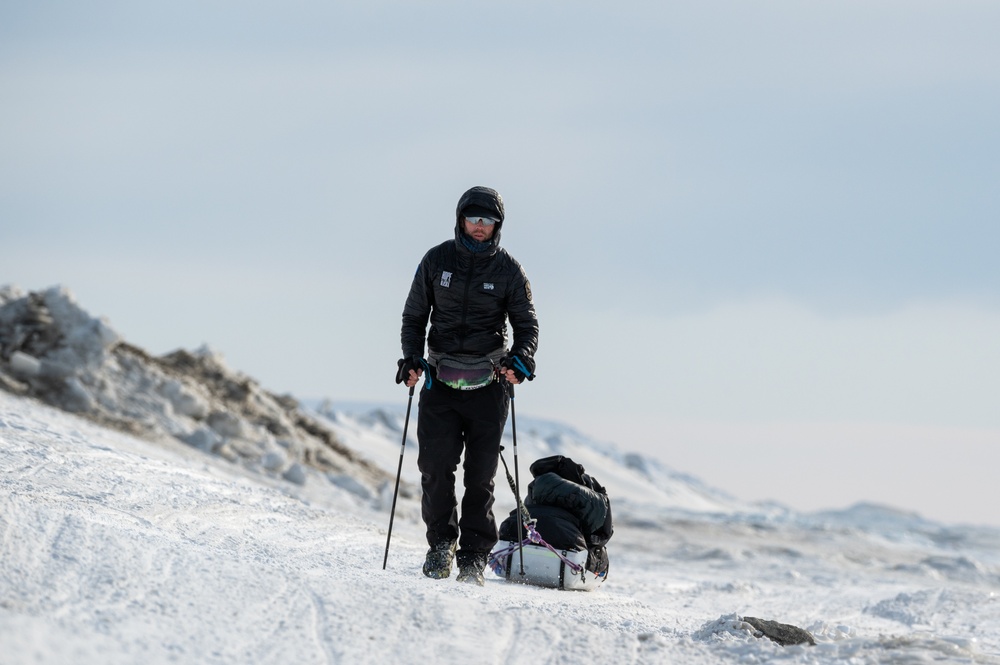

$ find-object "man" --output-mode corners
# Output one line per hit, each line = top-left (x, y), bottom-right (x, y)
(396, 185), (539, 586)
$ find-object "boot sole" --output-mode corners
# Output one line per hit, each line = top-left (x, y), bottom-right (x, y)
(422, 567), (452, 579)
(456, 571), (485, 586)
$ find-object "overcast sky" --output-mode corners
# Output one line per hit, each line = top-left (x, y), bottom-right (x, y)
(3, 1), (998, 526)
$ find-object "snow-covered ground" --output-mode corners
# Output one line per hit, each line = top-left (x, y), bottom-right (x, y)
(4, 387), (999, 664)
(2, 285), (999, 663)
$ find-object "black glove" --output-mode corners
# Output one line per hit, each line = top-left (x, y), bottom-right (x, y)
(501, 354), (535, 382)
(395, 356), (426, 384)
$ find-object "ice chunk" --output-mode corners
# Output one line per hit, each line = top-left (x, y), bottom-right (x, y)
(181, 427), (222, 452)
(207, 411), (245, 438)
(63, 377), (95, 412)
(10, 351), (41, 377)
(328, 473), (373, 500)
(283, 463), (307, 485)
(261, 451), (286, 471)
(159, 379), (209, 419)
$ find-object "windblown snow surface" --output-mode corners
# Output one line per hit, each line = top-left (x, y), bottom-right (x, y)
(3, 392), (1000, 664)
(2, 289), (1000, 664)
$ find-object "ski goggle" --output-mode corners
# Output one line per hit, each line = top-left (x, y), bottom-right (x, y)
(465, 216), (498, 226)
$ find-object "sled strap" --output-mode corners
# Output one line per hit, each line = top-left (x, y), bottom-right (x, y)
(525, 522), (586, 579)
(487, 524), (587, 579)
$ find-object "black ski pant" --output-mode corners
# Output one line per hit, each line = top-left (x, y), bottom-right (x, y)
(416, 379), (509, 556)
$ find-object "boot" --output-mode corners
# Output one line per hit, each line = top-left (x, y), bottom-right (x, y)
(455, 551), (488, 586)
(422, 540), (457, 579)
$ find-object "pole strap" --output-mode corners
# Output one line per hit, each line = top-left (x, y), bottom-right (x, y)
(418, 358), (432, 389)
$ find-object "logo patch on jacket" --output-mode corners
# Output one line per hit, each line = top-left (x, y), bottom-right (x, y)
(440, 271), (452, 288)
(483, 282), (495, 291)
(525, 281), (533, 301)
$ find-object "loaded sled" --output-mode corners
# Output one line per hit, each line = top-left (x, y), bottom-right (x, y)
(489, 522), (606, 591)
(489, 455), (613, 591)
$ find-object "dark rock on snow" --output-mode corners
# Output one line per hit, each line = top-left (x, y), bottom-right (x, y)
(743, 616), (816, 646)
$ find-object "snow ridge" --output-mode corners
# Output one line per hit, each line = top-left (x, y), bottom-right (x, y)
(0, 285), (391, 499)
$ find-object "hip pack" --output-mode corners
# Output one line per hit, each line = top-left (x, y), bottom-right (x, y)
(434, 354), (496, 391)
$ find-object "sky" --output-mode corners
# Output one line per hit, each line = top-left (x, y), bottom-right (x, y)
(2, 1), (999, 526)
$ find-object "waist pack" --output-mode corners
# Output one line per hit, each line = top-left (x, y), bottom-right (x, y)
(435, 355), (496, 391)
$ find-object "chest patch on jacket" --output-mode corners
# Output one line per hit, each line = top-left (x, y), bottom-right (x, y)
(483, 282), (495, 291)
(440, 271), (452, 288)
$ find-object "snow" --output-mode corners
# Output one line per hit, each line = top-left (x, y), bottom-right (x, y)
(3, 392), (1000, 664)
(2, 285), (1000, 663)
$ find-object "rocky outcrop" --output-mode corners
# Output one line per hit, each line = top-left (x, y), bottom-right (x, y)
(0, 285), (393, 500)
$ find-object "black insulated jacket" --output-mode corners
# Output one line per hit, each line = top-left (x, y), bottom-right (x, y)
(401, 188), (538, 362)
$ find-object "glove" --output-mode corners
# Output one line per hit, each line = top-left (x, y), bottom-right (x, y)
(395, 356), (426, 385)
(501, 354), (535, 382)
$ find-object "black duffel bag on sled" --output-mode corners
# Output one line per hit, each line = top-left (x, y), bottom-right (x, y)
(490, 455), (614, 591)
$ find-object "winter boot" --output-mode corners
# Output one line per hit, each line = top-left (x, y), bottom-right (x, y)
(455, 551), (488, 586)
(422, 540), (457, 579)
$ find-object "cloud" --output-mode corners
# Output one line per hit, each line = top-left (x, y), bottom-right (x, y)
(538, 297), (1000, 429)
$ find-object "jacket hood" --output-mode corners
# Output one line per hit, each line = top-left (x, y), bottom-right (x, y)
(455, 186), (505, 245)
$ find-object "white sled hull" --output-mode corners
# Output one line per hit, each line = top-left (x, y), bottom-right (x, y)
(489, 542), (606, 591)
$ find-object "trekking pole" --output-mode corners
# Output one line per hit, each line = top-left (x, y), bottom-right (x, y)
(382, 385), (415, 570)
(508, 382), (527, 577)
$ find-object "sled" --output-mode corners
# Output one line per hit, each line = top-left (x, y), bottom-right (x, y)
(488, 540), (606, 591)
